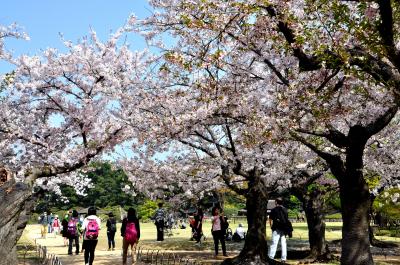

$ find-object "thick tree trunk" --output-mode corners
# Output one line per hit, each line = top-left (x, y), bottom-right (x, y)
(339, 173), (373, 265)
(222, 173), (270, 265)
(304, 199), (330, 260)
(0, 179), (34, 265)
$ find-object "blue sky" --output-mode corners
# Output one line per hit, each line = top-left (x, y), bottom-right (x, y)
(0, 0), (151, 73)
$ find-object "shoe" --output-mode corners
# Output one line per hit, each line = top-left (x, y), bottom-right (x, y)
(223, 253), (228, 257)
(108, 248), (111, 251)
(112, 248), (115, 251)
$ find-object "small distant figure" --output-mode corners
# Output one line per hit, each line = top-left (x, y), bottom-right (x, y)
(232, 223), (246, 242)
(106, 212), (117, 250)
(52, 215), (61, 235)
(47, 212), (54, 234)
(61, 213), (69, 246)
(152, 202), (166, 241)
(121, 207), (140, 265)
(194, 208), (204, 245)
(67, 210), (81, 255)
(211, 206), (228, 257)
(82, 207), (101, 265)
(40, 212), (48, 238)
(179, 219), (187, 229)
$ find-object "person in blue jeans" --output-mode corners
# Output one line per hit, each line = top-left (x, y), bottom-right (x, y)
(268, 198), (289, 262)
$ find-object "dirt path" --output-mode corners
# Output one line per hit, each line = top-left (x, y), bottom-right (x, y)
(24, 224), (234, 265)
(23, 224), (400, 265)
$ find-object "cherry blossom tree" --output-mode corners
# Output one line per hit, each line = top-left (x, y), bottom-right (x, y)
(289, 163), (338, 261)
(0, 24), (148, 264)
(133, 1), (400, 264)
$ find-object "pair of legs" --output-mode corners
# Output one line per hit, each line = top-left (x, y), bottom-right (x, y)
(41, 225), (47, 238)
(122, 238), (138, 265)
(156, 220), (164, 241)
(107, 231), (116, 250)
(83, 240), (98, 265)
(268, 230), (287, 261)
(195, 226), (203, 243)
(68, 236), (79, 254)
(212, 230), (227, 256)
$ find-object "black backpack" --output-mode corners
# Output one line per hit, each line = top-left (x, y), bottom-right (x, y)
(220, 216), (229, 231)
(274, 207), (293, 238)
(109, 219), (117, 232)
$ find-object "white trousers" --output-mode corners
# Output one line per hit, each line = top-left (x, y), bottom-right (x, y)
(268, 230), (287, 261)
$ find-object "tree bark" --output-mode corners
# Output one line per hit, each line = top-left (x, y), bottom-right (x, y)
(0, 179), (34, 265)
(303, 195), (331, 260)
(339, 170), (373, 265)
(222, 172), (270, 265)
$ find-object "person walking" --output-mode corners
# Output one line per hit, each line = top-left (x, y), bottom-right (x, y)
(268, 197), (290, 263)
(106, 212), (117, 250)
(67, 210), (81, 255)
(152, 202), (166, 241)
(40, 212), (48, 238)
(121, 208), (140, 265)
(194, 207), (204, 244)
(61, 213), (69, 246)
(211, 206), (227, 257)
(82, 207), (101, 265)
(47, 213), (54, 234)
(52, 215), (61, 235)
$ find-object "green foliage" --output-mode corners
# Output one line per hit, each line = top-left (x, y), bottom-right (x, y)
(36, 162), (143, 212)
(373, 188), (400, 221)
(137, 199), (159, 220)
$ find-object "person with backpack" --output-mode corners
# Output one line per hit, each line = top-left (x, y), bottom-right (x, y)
(268, 197), (292, 263)
(121, 207), (140, 265)
(82, 207), (101, 265)
(152, 202), (166, 241)
(67, 210), (81, 255)
(106, 212), (117, 251)
(210, 206), (228, 257)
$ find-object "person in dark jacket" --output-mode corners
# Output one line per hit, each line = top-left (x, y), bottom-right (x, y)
(268, 197), (289, 262)
(106, 212), (117, 250)
(121, 207), (140, 265)
(61, 213), (69, 246)
(194, 207), (204, 244)
(68, 210), (80, 255)
(152, 202), (165, 241)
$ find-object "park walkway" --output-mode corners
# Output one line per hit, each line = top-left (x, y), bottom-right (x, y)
(24, 224), (235, 265)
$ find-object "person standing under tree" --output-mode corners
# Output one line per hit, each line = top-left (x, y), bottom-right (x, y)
(211, 206), (228, 257)
(82, 207), (101, 265)
(121, 208), (140, 265)
(106, 212), (117, 250)
(194, 207), (204, 245)
(268, 197), (290, 263)
(152, 202), (166, 241)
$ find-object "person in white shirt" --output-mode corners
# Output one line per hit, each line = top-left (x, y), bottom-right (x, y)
(81, 207), (101, 265)
(233, 223), (246, 241)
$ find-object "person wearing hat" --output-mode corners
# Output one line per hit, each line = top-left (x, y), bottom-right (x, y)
(106, 212), (117, 250)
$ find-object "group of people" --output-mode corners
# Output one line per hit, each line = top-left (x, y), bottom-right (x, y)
(45, 207), (140, 265)
(39, 198), (291, 264)
(38, 212), (62, 238)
